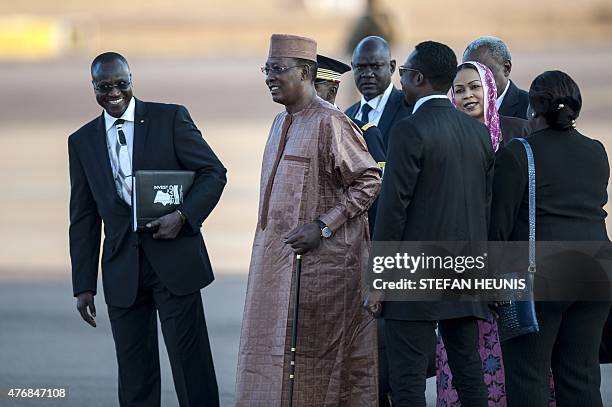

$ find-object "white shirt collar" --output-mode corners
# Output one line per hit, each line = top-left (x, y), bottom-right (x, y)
(104, 97), (136, 131)
(496, 80), (511, 110)
(412, 94), (448, 114)
(360, 82), (394, 114)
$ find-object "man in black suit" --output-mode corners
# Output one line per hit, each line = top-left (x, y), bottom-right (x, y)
(463, 36), (529, 119)
(314, 53), (385, 234)
(367, 41), (492, 407)
(68, 52), (226, 407)
(345, 36), (412, 147)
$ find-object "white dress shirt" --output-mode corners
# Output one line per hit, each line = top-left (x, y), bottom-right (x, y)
(412, 94), (449, 114)
(355, 82), (394, 125)
(104, 97), (135, 180)
(495, 80), (511, 111)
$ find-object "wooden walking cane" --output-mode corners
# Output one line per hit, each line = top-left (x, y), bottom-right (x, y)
(288, 254), (302, 406)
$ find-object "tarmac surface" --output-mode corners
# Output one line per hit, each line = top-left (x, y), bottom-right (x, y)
(0, 276), (610, 406)
(0, 276), (246, 406)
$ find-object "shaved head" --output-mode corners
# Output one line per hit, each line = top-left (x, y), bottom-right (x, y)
(91, 52), (129, 76)
(352, 36), (391, 61)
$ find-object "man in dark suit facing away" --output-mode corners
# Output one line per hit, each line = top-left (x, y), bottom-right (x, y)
(345, 36), (412, 147)
(68, 52), (226, 407)
(463, 36), (529, 119)
(366, 41), (492, 407)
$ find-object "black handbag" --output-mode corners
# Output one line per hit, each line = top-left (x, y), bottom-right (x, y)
(498, 138), (540, 342)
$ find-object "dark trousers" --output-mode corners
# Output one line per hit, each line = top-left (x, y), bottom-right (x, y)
(502, 301), (611, 407)
(107, 252), (219, 407)
(385, 317), (487, 407)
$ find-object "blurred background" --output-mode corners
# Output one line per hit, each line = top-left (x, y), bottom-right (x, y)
(0, 0), (611, 405)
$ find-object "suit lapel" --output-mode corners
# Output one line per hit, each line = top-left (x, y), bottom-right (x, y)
(94, 113), (117, 193)
(346, 102), (359, 119)
(377, 88), (401, 137)
(93, 113), (131, 210)
(499, 80), (519, 117)
(132, 99), (149, 171)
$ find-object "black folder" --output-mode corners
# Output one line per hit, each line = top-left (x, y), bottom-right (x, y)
(132, 170), (195, 231)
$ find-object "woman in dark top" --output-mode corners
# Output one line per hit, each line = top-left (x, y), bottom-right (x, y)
(490, 70), (612, 406)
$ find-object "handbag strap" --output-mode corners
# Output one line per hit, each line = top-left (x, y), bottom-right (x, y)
(516, 138), (536, 273)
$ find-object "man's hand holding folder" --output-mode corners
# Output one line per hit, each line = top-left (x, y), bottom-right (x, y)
(146, 210), (186, 239)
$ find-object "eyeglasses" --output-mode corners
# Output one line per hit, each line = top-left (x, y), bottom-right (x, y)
(398, 66), (420, 76)
(93, 80), (132, 93)
(260, 65), (304, 76)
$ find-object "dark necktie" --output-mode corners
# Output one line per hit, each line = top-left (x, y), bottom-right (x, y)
(260, 114), (293, 230)
(112, 119), (132, 204)
(360, 103), (373, 123)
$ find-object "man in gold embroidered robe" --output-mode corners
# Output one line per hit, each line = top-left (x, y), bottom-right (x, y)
(235, 34), (382, 406)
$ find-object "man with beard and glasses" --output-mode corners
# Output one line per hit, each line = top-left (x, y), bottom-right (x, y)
(236, 34), (381, 406)
(345, 35), (412, 148)
(366, 41), (492, 407)
(68, 52), (226, 407)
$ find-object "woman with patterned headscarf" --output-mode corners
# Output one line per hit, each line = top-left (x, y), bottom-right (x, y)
(434, 62), (553, 407)
(452, 61), (529, 152)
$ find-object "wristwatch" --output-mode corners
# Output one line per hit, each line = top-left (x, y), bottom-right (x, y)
(318, 220), (333, 238)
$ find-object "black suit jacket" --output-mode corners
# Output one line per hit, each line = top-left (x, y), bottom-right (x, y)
(345, 87), (412, 147)
(69, 99), (227, 307)
(351, 117), (386, 234)
(498, 80), (529, 119)
(373, 98), (493, 321)
(490, 128), (609, 242)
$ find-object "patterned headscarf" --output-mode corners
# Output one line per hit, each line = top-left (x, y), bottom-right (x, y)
(451, 61), (502, 152)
